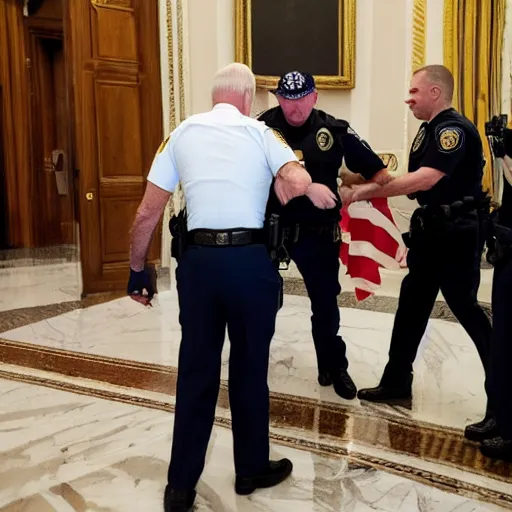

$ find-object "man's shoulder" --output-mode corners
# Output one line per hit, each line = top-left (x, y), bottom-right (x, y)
(430, 111), (481, 152)
(314, 109), (350, 133)
(255, 106), (280, 124)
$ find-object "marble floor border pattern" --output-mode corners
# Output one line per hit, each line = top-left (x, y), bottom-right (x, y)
(0, 365), (510, 510)
(1, 338), (511, 486)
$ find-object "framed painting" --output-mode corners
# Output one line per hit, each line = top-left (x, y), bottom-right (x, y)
(235, 0), (356, 89)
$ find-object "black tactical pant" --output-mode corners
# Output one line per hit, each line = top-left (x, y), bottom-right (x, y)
(382, 214), (492, 397)
(288, 228), (347, 374)
(489, 257), (512, 439)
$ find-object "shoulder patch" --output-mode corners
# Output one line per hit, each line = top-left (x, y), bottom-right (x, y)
(156, 135), (170, 154)
(271, 128), (290, 148)
(436, 126), (464, 153)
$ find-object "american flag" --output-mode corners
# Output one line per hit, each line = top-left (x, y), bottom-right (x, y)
(339, 198), (407, 301)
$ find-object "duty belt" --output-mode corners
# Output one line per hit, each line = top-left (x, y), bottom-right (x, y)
(187, 228), (265, 247)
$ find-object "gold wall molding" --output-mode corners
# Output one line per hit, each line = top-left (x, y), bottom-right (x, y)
(177, 0), (186, 121)
(235, 0), (356, 90)
(166, 0), (177, 131)
(411, 0), (427, 72)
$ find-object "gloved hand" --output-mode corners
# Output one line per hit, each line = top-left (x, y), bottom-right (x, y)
(127, 267), (156, 306)
(491, 138), (507, 159)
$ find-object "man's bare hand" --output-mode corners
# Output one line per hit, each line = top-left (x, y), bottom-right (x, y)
(274, 162), (312, 205)
(340, 169), (367, 187)
(339, 186), (355, 206)
(306, 183), (337, 209)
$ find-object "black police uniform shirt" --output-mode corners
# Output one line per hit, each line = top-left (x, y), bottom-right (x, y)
(408, 107), (485, 207)
(258, 107), (385, 225)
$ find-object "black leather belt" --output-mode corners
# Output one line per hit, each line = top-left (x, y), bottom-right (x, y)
(187, 229), (264, 247)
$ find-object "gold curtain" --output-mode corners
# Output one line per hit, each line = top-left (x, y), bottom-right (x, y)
(443, 0), (507, 196)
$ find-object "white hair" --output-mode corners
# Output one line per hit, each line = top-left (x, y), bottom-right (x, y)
(211, 63), (256, 102)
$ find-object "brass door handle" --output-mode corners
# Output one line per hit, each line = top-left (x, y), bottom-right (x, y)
(86, 192), (94, 201)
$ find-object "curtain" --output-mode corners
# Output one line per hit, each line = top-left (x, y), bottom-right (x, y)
(443, 0), (507, 197)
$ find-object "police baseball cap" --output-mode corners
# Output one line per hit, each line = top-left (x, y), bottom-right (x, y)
(273, 71), (316, 100)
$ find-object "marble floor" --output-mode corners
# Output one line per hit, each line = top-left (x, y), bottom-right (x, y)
(0, 288), (490, 430)
(0, 378), (506, 511)
(0, 249), (506, 510)
(0, 262), (82, 312)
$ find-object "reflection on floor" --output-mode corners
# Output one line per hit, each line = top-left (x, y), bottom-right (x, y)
(0, 379), (506, 512)
(0, 263), (81, 312)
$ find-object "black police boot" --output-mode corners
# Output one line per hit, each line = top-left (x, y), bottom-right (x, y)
(164, 487), (196, 512)
(464, 415), (498, 442)
(357, 367), (412, 404)
(480, 437), (512, 462)
(331, 369), (357, 400)
(318, 371), (332, 387)
(235, 459), (293, 495)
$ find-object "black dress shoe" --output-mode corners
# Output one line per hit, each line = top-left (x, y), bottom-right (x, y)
(332, 369), (357, 400)
(357, 385), (412, 404)
(481, 437), (512, 462)
(164, 487), (196, 512)
(464, 416), (498, 442)
(235, 458), (293, 495)
(318, 371), (332, 387)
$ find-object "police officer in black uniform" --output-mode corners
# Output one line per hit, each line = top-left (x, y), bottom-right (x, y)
(475, 121), (512, 461)
(258, 71), (388, 400)
(350, 65), (493, 416)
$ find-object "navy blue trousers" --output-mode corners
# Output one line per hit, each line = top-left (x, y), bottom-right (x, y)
(489, 258), (512, 439)
(289, 231), (347, 372)
(167, 244), (281, 490)
(385, 219), (492, 391)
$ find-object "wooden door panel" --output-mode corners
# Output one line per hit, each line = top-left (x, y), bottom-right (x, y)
(96, 81), (143, 177)
(67, 0), (163, 294)
(94, 9), (138, 61)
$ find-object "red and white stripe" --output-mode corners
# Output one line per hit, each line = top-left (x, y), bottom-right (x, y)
(339, 198), (407, 301)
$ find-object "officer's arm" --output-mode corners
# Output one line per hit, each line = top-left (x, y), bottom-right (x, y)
(352, 168), (445, 201)
(353, 125), (465, 201)
(264, 128), (312, 204)
(341, 127), (388, 181)
(274, 161), (312, 204)
(130, 183), (172, 271)
(129, 137), (178, 271)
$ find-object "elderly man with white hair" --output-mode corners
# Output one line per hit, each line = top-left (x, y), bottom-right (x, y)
(127, 63), (313, 511)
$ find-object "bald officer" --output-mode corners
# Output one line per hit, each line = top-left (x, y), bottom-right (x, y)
(127, 63), (312, 512)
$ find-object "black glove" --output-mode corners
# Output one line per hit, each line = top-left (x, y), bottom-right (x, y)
(127, 267), (156, 300)
(491, 138), (507, 159)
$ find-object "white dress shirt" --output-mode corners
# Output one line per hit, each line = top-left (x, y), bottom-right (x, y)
(147, 103), (298, 230)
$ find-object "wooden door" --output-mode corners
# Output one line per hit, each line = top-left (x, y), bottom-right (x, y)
(65, 0), (163, 294)
(29, 34), (76, 247)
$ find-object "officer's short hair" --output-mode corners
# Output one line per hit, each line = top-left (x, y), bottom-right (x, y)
(211, 63), (256, 101)
(414, 64), (454, 101)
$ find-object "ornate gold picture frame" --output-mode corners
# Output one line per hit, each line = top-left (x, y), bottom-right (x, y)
(235, 0), (356, 90)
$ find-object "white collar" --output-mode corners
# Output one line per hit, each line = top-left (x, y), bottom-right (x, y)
(213, 103), (241, 113)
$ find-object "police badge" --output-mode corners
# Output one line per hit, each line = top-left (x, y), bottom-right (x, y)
(316, 128), (334, 151)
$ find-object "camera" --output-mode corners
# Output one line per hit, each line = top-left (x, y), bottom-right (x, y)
(485, 114), (508, 138)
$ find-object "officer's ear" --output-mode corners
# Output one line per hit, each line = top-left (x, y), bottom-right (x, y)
(430, 85), (442, 101)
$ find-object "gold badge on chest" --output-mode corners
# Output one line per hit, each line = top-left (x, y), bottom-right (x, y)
(411, 126), (426, 153)
(316, 127), (334, 151)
